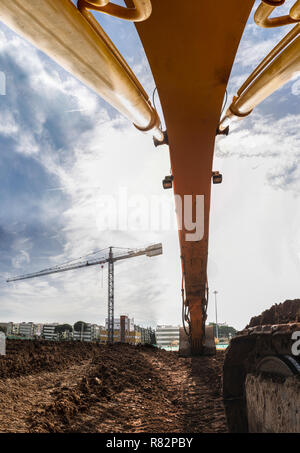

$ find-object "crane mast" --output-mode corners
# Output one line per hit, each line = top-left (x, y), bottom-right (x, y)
(108, 247), (114, 344)
(7, 243), (163, 343)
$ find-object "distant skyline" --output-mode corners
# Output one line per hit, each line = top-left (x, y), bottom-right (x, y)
(1, 318), (153, 327)
(0, 0), (300, 330)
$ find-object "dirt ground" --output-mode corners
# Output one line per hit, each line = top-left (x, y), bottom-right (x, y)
(247, 299), (300, 327)
(0, 340), (227, 433)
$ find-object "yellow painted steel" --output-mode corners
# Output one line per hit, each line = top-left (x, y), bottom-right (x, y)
(87, 1), (110, 6)
(0, 0), (163, 140)
(129, 0), (255, 353)
(79, 0), (152, 22)
(290, 0), (300, 19)
(238, 24), (300, 97)
(219, 23), (300, 131)
(254, 0), (300, 28)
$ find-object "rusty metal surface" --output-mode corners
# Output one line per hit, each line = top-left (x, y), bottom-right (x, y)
(223, 322), (300, 432)
(246, 374), (300, 433)
(129, 0), (255, 351)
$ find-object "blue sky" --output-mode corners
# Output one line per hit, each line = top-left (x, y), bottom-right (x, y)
(0, 0), (300, 329)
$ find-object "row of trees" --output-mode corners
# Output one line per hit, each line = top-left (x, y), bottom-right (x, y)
(55, 321), (89, 335)
(209, 323), (237, 339)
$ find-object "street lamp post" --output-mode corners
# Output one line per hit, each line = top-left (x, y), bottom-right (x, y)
(213, 290), (219, 339)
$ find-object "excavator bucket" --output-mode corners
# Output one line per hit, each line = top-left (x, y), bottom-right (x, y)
(179, 325), (216, 357)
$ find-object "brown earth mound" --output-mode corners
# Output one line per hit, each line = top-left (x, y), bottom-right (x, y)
(0, 340), (226, 433)
(0, 339), (103, 379)
(247, 299), (300, 328)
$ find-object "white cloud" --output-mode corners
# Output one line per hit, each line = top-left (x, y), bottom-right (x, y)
(291, 75), (300, 96)
(0, 21), (181, 327)
(0, 111), (18, 136)
(210, 105), (300, 328)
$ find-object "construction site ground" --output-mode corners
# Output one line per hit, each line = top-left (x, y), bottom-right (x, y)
(0, 340), (226, 433)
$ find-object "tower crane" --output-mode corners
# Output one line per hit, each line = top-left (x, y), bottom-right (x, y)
(7, 243), (163, 343)
(1, 0), (300, 432)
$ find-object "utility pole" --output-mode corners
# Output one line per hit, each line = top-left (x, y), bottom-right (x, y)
(213, 290), (219, 339)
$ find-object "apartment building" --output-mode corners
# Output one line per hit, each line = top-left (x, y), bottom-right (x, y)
(19, 322), (35, 338)
(73, 323), (100, 342)
(156, 325), (180, 350)
(0, 322), (13, 335)
(42, 324), (59, 341)
(105, 316), (134, 332)
(134, 325), (156, 345)
(99, 329), (141, 345)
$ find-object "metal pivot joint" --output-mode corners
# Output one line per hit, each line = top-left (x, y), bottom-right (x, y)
(255, 0), (300, 28)
(216, 125), (229, 136)
(153, 130), (168, 147)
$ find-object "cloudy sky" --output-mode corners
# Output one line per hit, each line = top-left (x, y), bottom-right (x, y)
(0, 0), (299, 330)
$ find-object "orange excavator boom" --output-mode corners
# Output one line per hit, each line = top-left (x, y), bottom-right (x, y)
(129, 0), (255, 352)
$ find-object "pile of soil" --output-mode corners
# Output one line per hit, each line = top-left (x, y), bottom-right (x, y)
(0, 339), (103, 379)
(247, 299), (300, 328)
(0, 340), (226, 433)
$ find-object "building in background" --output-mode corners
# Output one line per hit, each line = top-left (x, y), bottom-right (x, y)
(134, 325), (156, 345)
(0, 317), (156, 345)
(19, 322), (35, 338)
(73, 323), (102, 342)
(34, 323), (44, 337)
(12, 323), (20, 335)
(99, 328), (142, 345)
(0, 322), (13, 335)
(42, 324), (59, 341)
(126, 330), (141, 344)
(3, 322), (45, 338)
(105, 316), (134, 332)
(99, 316), (152, 345)
(90, 324), (101, 341)
(156, 325), (180, 351)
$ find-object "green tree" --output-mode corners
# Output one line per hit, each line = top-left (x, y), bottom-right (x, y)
(54, 324), (73, 334)
(0, 326), (6, 334)
(209, 323), (237, 339)
(73, 321), (88, 332)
